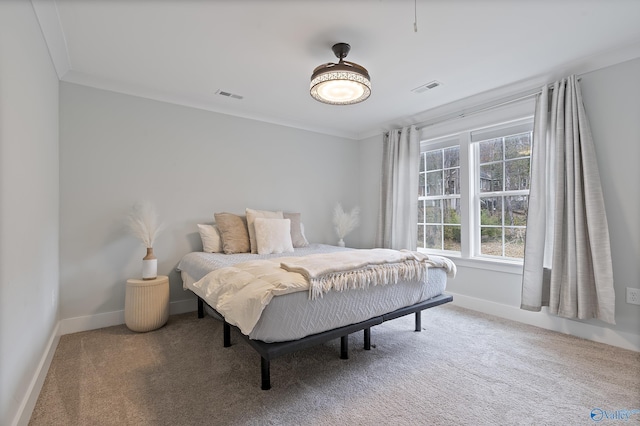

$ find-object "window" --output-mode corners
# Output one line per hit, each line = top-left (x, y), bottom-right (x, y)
(418, 146), (461, 251)
(477, 132), (531, 258)
(417, 117), (533, 263)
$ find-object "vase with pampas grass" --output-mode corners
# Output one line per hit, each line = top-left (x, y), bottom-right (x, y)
(127, 201), (163, 280)
(333, 203), (360, 247)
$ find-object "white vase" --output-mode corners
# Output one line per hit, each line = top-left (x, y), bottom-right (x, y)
(338, 238), (345, 247)
(142, 247), (157, 280)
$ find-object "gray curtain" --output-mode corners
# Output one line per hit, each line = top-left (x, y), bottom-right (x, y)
(376, 125), (420, 250)
(521, 75), (615, 324)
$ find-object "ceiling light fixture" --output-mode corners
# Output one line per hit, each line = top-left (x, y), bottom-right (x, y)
(310, 43), (371, 105)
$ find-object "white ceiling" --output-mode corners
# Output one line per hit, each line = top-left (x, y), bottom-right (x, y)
(34, 0), (640, 139)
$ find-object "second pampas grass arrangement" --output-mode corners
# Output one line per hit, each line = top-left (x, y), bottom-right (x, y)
(126, 201), (163, 280)
(333, 203), (360, 247)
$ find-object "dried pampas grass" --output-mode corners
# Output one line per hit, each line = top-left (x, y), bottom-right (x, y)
(126, 201), (163, 248)
(333, 203), (360, 239)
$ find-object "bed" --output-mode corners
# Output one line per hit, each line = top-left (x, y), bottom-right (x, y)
(178, 242), (455, 390)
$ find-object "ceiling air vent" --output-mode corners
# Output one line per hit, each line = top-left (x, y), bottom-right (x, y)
(411, 81), (442, 94)
(215, 89), (244, 100)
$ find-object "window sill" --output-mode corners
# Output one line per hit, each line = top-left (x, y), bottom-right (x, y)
(418, 249), (524, 275)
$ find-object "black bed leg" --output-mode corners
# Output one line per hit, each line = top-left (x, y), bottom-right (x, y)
(197, 297), (204, 318)
(340, 335), (349, 359)
(415, 311), (422, 332)
(261, 357), (271, 390)
(223, 321), (231, 347)
(364, 328), (371, 350)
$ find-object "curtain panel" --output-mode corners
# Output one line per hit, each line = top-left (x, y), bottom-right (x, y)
(376, 125), (420, 250)
(521, 75), (615, 324)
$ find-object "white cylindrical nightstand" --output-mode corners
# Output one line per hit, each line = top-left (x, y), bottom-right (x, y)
(125, 275), (169, 332)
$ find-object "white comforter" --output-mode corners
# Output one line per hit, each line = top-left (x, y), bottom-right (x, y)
(192, 250), (456, 335)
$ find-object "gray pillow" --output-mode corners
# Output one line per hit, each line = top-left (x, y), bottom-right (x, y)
(284, 212), (309, 247)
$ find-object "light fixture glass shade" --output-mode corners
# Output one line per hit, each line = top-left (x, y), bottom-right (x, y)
(310, 61), (371, 105)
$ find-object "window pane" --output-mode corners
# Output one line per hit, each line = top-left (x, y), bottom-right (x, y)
(480, 163), (503, 192)
(426, 151), (442, 171)
(443, 199), (460, 224)
(476, 130), (531, 259)
(480, 227), (503, 256)
(420, 153), (426, 172)
(505, 133), (531, 159)
(419, 173), (426, 197)
(504, 228), (526, 258)
(479, 138), (503, 163)
(424, 225), (441, 249)
(417, 145), (460, 254)
(444, 147), (459, 168)
(444, 168), (459, 195)
(425, 200), (441, 223)
(426, 171), (443, 195)
(443, 225), (461, 251)
(505, 159), (530, 190)
(505, 195), (528, 226)
(481, 197), (502, 226)
(417, 146), (461, 251)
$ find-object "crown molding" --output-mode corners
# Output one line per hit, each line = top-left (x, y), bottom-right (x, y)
(61, 70), (361, 140)
(31, 0), (71, 79)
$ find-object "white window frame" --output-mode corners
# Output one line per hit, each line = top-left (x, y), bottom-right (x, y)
(418, 137), (461, 252)
(473, 130), (532, 260)
(416, 98), (535, 274)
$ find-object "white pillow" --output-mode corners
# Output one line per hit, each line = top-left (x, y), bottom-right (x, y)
(254, 218), (294, 255)
(197, 224), (222, 253)
(246, 208), (283, 253)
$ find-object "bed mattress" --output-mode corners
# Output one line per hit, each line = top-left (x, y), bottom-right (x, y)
(178, 244), (448, 343)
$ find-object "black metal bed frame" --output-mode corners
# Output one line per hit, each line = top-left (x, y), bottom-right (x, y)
(196, 293), (453, 390)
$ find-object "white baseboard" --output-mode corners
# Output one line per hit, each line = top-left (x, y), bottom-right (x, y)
(12, 323), (60, 426)
(449, 292), (640, 352)
(59, 298), (197, 335)
(59, 309), (124, 335)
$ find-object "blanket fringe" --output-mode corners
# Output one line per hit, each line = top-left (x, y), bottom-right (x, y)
(309, 260), (428, 300)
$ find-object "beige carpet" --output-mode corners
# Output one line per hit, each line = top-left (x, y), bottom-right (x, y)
(30, 305), (640, 426)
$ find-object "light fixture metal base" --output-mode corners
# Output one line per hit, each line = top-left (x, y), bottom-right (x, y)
(332, 43), (351, 60)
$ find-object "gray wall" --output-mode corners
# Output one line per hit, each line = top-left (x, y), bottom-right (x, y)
(59, 83), (361, 320)
(580, 58), (640, 337)
(357, 134), (384, 249)
(357, 58), (640, 342)
(0, 2), (60, 424)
